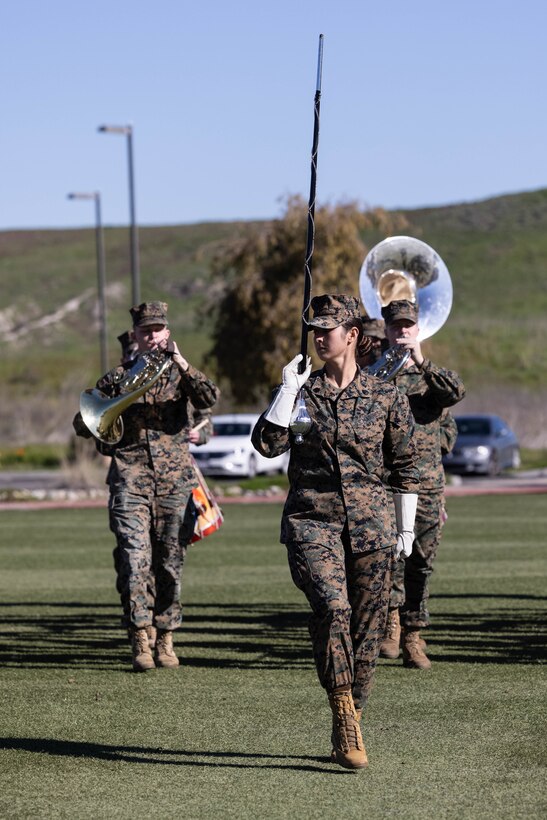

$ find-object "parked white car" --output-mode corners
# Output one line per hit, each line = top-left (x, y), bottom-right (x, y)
(189, 413), (289, 478)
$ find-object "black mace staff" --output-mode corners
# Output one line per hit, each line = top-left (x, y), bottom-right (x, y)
(290, 34), (324, 445)
(298, 33), (324, 373)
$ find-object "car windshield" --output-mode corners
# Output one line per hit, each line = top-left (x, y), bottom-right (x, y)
(456, 418), (491, 436)
(213, 423), (252, 436)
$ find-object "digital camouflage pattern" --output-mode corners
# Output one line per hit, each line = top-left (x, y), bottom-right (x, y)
(439, 408), (457, 527)
(74, 357), (219, 631)
(381, 299), (418, 325)
(252, 367), (419, 552)
(390, 491), (444, 628)
(390, 358), (465, 491)
(389, 358), (464, 627)
(129, 300), (169, 327)
(252, 366), (419, 702)
(361, 317), (386, 340)
(306, 294), (362, 330)
(439, 408), (458, 456)
(287, 540), (394, 710)
(190, 406), (214, 446)
(96, 360), (218, 496)
(109, 489), (195, 630)
(110, 401), (215, 629)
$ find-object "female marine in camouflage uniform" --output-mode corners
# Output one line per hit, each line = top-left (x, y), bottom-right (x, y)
(252, 294), (419, 769)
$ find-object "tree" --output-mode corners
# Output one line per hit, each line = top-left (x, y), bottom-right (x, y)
(205, 196), (408, 404)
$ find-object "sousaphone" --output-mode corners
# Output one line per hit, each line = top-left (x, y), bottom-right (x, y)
(359, 235), (452, 379)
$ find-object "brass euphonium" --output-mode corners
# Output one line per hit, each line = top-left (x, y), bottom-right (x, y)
(359, 235), (452, 380)
(79, 349), (173, 445)
(366, 344), (411, 381)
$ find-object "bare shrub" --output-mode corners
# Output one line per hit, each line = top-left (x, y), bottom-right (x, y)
(61, 448), (110, 491)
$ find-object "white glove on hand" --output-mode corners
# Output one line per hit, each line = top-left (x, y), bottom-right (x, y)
(393, 493), (418, 559)
(264, 354), (312, 428)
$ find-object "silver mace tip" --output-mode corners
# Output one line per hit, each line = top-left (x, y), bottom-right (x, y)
(289, 390), (312, 445)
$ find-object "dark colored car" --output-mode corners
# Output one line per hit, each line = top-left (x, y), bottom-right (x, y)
(442, 414), (521, 476)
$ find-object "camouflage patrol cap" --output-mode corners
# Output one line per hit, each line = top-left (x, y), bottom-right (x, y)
(361, 317), (386, 340)
(307, 294), (361, 330)
(381, 299), (418, 325)
(130, 301), (169, 328)
(117, 330), (138, 363)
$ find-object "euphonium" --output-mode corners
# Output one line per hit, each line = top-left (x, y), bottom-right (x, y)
(79, 349), (173, 445)
(366, 344), (411, 381)
(359, 235), (453, 381)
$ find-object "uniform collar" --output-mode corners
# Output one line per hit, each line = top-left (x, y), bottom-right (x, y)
(308, 366), (376, 400)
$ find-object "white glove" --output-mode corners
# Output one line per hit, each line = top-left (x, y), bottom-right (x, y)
(393, 493), (418, 559)
(264, 354), (312, 428)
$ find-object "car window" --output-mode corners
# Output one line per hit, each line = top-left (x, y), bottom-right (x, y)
(213, 423), (252, 436)
(456, 418), (491, 436)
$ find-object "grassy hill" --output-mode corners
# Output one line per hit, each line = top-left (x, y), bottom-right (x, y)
(1, 189), (546, 447)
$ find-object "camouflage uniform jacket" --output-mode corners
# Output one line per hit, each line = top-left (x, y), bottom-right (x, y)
(96, 361), (218, 496)
(252, 367), (419, 553)
(391, 358), (465, 491)
(189, 406), (214, 446)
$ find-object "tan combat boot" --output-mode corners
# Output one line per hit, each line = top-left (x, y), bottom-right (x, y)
(131, 627), (155, 672)
(146, 625), (157, 649)
(155, 630), (180, 668)
(328, 690), (368, 769)
(402, 628), (431, 670)
(379, 608), (401, 659)
(331, 708), (362, 762)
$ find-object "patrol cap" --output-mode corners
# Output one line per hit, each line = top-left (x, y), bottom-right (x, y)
(130, 301), (169, 328)
(117, 330), (138, 363)
(381, 299), (418, 325)
(307, 294), (361, 330)
(361, 316), (386, 340)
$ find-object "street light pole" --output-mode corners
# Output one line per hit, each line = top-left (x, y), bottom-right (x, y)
(67, 192), (108, 374)
(98, 124), (140, 306)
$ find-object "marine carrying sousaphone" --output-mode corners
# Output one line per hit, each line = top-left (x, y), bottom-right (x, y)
(359, 236), (453, 379)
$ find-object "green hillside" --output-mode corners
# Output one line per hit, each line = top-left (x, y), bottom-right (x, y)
(1, 189), (546, 446)
(396, 188), (547, 387)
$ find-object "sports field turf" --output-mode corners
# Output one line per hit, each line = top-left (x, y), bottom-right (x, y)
(1, 494), (546, 819)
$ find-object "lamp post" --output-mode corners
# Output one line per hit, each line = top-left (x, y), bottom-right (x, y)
(67, 191), (108, 374)
(98, 124), (140, 305)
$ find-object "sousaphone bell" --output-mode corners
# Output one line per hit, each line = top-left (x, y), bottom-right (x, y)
(359, 235), (452, 379)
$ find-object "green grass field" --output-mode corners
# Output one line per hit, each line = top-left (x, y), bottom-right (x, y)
(1, 495), (546, 819)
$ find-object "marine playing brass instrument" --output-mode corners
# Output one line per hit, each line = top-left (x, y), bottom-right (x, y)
(79, 349), (173, 445)
(366, 344), (411, 381)
(359, 236), (453, 380)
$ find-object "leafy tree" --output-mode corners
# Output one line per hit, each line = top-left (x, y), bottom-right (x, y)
(205, 196), (408, 404)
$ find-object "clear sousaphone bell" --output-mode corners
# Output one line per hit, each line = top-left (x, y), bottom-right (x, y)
(359, 235), (453, 381)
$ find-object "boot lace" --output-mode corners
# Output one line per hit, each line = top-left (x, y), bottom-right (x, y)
(386, 611), (399, 640)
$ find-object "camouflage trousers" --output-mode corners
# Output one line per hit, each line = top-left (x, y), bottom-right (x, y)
(109, 488), (195, 631)
(390, 491), (444, 629)
(286, 536), (393, 711)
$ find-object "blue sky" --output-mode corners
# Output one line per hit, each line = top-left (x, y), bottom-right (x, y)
(1, 0), (545, 230)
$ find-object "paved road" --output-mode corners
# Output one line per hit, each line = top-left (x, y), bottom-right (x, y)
(445, 469), (547, 496)
(0, 471), (70, 491)
(1, 469), (547, 496)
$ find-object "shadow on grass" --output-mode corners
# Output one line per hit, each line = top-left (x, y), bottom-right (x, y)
(1, 594), (545, 670)
(419, 593), (547, 665)
(0, 737), (349, 774)
(0, 601), (312, 671)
